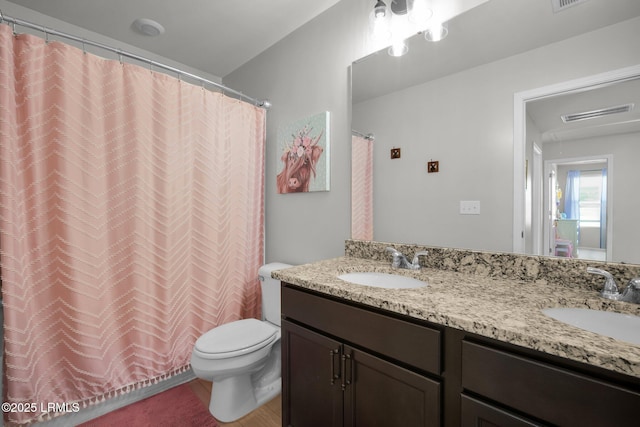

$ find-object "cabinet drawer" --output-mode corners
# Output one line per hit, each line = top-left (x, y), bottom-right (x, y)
(282, 285), (441, 375)
(461, 340), (640, 426)
(461, 395), (543, 427)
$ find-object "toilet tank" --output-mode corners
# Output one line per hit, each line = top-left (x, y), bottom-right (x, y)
(258, 263), (292, 327)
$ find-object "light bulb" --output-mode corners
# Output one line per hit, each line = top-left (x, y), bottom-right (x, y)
(424, 22), (448, 42)
(407, 0), (432, 26)
(374, 0), (387, 19)
(369, 2), (391, 43)
(388, 40), (409, 57)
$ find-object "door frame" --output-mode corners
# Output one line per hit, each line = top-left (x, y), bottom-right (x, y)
(512, 64), (640, 254)
(531, 143), (543, 256)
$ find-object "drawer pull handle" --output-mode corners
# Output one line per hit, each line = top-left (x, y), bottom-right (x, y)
(341, 352), (352, 390)
(329, 348), (340, 385)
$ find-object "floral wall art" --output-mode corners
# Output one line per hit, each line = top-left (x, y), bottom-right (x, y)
(277, 111), (330, 193)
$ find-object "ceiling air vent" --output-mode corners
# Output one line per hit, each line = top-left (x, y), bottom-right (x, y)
(561, 104), (635, 123)
(552, 0), (590, 13)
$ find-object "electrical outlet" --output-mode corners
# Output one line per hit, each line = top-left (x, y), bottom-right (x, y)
(460, 200), (480, 215)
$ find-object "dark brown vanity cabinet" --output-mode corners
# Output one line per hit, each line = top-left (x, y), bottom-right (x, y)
(282, 283), (640, 427)
(282, 284), (441, 427)
(460, 340), (640, 427)
(460, 395), (542, 427)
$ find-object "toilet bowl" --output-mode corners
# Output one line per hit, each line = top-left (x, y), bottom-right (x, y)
(190, 263), (291, 422)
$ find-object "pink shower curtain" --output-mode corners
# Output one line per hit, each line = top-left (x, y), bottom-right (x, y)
(351, 135), (374, 241)
(0, 24), (264, 425)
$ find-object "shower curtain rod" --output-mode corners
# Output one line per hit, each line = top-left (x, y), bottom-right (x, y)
(0, 11), (271, 109)
(352, 130), (374, 140)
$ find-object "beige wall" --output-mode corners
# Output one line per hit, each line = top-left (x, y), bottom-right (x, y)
(224, 0), (373, 264)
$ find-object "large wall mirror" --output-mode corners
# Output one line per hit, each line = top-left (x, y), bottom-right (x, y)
(351, 0), (640, 264)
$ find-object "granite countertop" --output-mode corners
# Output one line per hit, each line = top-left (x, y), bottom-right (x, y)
(273, 256), (640, 379)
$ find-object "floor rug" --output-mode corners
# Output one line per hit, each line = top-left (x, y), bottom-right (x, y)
(78, 383), (218, 427)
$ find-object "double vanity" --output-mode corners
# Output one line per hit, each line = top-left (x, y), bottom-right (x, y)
(274, 240), (640, 427)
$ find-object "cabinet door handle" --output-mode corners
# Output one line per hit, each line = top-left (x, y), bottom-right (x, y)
(329, 348), (340, 385)
(341, 352), (352, 390)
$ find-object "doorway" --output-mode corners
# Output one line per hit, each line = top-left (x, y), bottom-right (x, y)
(543, 156), (612, 261)
(513, 64), (640, 261)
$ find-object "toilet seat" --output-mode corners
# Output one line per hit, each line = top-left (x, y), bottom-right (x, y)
(194, 318), (278, 360)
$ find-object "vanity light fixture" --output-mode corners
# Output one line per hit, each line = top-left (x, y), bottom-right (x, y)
(369, 0), (446, 57)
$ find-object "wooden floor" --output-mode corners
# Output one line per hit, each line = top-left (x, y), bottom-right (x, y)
(188, 378), (282, 427)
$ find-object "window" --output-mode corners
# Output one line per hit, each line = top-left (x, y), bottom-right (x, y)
(578, 170), (603, 228)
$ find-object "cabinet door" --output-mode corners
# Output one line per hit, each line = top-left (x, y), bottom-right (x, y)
(282, 320), (344, 427)
(461, 395), (544, 427)
(344, 345), (440, 427)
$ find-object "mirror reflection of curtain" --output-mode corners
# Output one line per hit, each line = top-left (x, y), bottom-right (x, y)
(351, 133), (374, 240)
(564, 170), (581, 220)
(600, 167), (608, 248)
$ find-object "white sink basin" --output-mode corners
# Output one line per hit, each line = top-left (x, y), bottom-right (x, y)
(542, 308), (640, 345)
(338, 272), (427, 289)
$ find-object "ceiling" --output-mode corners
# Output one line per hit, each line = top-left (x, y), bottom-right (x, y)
(527, 77), (640, 143)
(353, 0), (640, 141)
(6, 0), (341, 78)
(5, 1), (640, 141)
(353, 0), (640, 103)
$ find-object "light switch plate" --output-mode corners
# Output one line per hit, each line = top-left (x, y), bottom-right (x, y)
(460, 200), (480, 215)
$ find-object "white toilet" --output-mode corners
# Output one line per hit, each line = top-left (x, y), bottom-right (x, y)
(190, 263), (291, 422)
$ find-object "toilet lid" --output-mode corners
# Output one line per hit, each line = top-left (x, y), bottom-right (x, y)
(195, 318), (278, 357)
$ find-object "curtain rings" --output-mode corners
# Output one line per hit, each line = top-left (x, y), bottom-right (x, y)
(0, 10), (14, 37)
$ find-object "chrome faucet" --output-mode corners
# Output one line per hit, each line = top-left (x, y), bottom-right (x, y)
(385, 247), (428, 270)
(587, 267), (620, 300)
(587, 267), (640, 304)
(621, 278), (640, 304)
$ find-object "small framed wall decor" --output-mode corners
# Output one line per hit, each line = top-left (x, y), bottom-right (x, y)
(276, 111), (330, 193)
